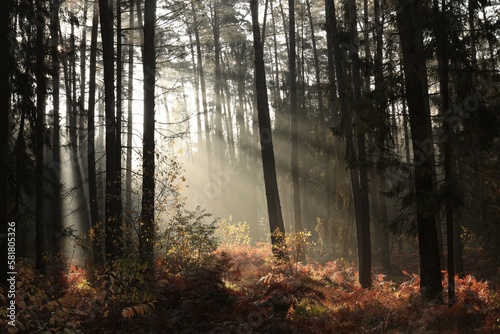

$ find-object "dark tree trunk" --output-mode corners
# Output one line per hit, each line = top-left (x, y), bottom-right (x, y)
(69, 16), (77, 149)
(433, 0), (455, 306)
(250, 0), (287, 261)
(115, 0), (123, 251)
(396, 0), (443, 301)
(88, 0), (103, 266)
(348, 0), (372, 289)
(305, 0), (325, 127)
(125, 0), (135, 247)
(140, 0), (156, 271)
(0, 0), (11, 283)
(79, 1), (88, 147)
(99, 0), (120, 263)
(50, 0), (62, 258)
(326, 0), (371, 288)
(35, 0), (47, 273)
(378, 175), (391, 271)
(289, 0), (303, 247)
(236, 42), (247, 167)
(374, 0), (390, 272)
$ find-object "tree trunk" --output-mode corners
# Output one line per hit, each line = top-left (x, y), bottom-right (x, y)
(35, 0), (47, 273)
(250, 0), (287, 261)
(348, 0), (372, 288)
(325, 0), (371, 287)
(125, 0), (135, 248)
(221, 58), (236, 163)
(236, 42), (247, 167)
(79, 1), (88, 147)
(0, 0), (11, 282)
(50, 0), (62, 257)
(140, 0), (156, 271)
(396, 0), (443, 301)
(88, 0), (102, 266)
(99, 0), (120, 263)
(69, 16), (77, 149)
(378, 174), (391, 271)
(289, 0), (303, 240)
(374, 0), (390, 272)
(270, 0), (281, 113)
(188, 29), (202, 151)
(305, 0), (325, 127)
(213, 0), (225, 177)
(191, 1), (213, 178)
(116, 0), (123, 250)
(433, 0), (455, 306)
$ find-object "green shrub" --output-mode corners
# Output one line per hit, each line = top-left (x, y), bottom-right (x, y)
(216, 217), (251, 247)
(161, 206), (218, 272)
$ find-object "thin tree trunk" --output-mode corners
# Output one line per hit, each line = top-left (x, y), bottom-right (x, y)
(213, 0), (224, 175)
(278, 0), (289, 56)
(221, 57), (236, 163)
(433, 0), (455, 306)
(191, 1), (213, 177)
(251, 0), (287, 261)
(70, 15), (77, 149)
(125, 0), (135, 247)
(99, 0), (120, 263)
(270, 0), (281, 112)
(140, 0), (156, 271)
(236, 41), (247, 167)
(50, 0), (62, 257)
(378, 174), (391, 271)
(35, 0), (47, 273)
(305, 0), (324, 126)
(0, 0), (12, 282)
(188, 29), (202, 151)
(88, 0), (102, 266)
(289, 0), (303, 242)
(348, 0), (372, 288)
(374, 0), (390, 272)
(80, 1), (88, 146)
(116, 0), (123, 248)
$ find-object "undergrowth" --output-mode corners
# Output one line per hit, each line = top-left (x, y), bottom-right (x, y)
(1, 246), (499, 333)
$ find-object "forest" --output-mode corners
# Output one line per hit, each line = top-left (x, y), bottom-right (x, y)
(0, 0), (500, 332)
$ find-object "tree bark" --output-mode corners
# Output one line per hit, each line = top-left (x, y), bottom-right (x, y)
(0, 0), (11, 282)
(213, 0), (225, 176)
(140, 0), (156, 271)
(348, 0), (372, 288)
(250, 0), (287, 261)
(289, 0), (303, 242)
(99, 0), (120, 263)
(396, 0), (443, 301)
(35, 0), (47, 273)
(433, 0), (455, 305)
(191, 1), (213, 178)
(116, 0), (123, 250)
(125, 0), (135, 247)
(88, 0), (102, 266)
(50, 0), (62, 257)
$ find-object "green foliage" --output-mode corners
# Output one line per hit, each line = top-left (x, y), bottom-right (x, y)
(294, 298), (328, 317)
(268, 228), (317, 264)
(161, 206), (218, 273)
(216, 216), (251, 247)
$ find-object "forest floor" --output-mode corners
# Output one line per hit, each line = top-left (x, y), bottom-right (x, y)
(1, 244), (500, 334)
